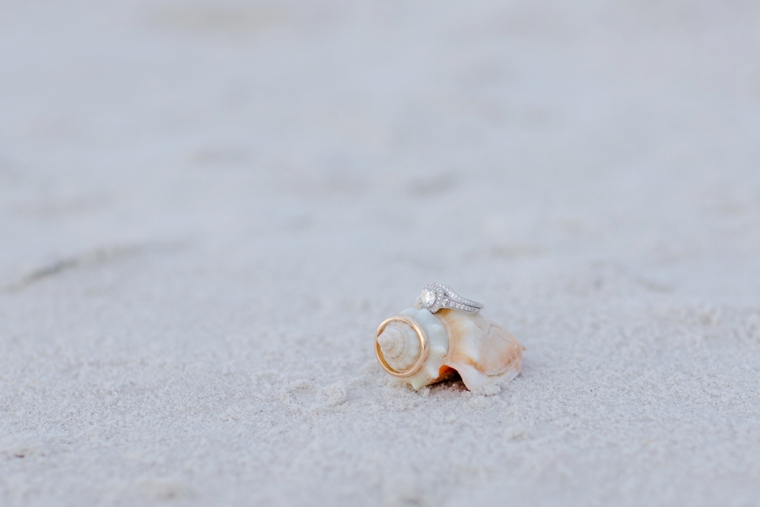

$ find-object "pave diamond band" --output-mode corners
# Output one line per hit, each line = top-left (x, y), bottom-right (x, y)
(417, 282), (483, 314)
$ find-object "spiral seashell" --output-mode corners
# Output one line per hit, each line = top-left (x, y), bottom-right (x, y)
(375, 306), (524, 391)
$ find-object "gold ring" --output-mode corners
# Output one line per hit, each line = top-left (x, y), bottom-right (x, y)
(374, 315), (429, 378)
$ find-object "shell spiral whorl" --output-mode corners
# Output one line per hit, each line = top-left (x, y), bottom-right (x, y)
(377, 321), (421, 372)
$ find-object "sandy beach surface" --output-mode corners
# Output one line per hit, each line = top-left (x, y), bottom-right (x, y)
(2, 1), (760, 505)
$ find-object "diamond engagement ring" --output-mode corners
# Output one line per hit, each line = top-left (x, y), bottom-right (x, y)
(417, 282), (484, 314)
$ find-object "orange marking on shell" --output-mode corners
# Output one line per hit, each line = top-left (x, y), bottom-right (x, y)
(436, 309), (524, 382)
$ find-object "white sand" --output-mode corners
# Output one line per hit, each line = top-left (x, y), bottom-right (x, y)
(2, 1), (760, 505)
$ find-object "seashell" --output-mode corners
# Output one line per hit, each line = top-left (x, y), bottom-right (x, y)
(375, 306), (524, 391)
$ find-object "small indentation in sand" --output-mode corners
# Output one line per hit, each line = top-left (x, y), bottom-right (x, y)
(151, 4), (291, 40)
(6, 242), (187, 292)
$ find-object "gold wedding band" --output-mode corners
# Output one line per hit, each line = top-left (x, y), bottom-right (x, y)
(374, 315), (429, 378)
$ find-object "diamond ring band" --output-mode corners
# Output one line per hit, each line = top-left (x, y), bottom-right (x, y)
(417, 282), (483, 314)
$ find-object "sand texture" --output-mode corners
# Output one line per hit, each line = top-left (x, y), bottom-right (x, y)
(2, 1), (760, 505)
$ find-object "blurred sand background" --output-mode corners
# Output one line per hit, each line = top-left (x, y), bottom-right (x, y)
(2, 1), (760, 505)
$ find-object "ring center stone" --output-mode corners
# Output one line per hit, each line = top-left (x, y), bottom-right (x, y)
(420, 289), (437, 307)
